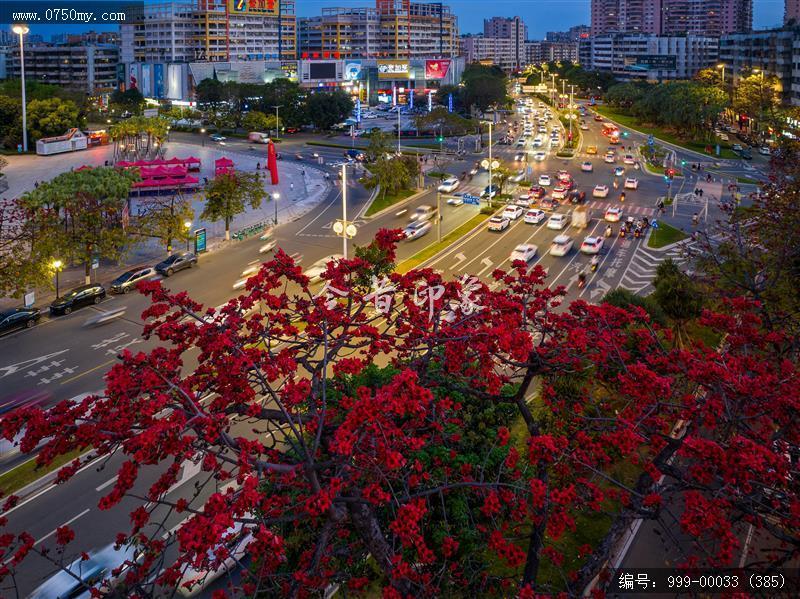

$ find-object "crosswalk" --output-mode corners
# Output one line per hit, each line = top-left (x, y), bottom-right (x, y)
(619, 241), (691, 295)
(586, 200), (655, 216)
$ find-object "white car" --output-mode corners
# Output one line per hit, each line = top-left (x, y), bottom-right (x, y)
(614, 166), (625, 177)
(510, 244), (538, 263)
(581, 161), (593, 172)
(511, 169), (526, 183)
(502, 205), (524, 220)
(409, 205), (437, 222)
(515, 194), (533, 207)
(438, 177), (460, 193)
(624, 178), (639, 190)
(403, 221), (432, 240)
(516, 139), (526, 147)
(549, 235), (574, 257)
(759, 146), (771, 156)
(580, 236), (604, 255)
(623, 154), (635, 164)
(547, 213), (569, 230)
(487, 216), (510, 232)
(538, 174), (552, 186)
(524, 209), (546, 224)
(303, 254), (344, 282)
(533, 136), (543, 147)
(533, 151), (547, 161)
(580, 123), (589, 130)
(593, 185), (610, 198)
(446, 193), (466, 206)
(604, 207), (623, 222)
(514, 152), (526, 161)
(604, 153), (616, 164)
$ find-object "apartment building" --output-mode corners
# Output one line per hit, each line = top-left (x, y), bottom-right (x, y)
(788, 0), (800, 24)
(590, 0), (752, 36)
(525, 41), (579, 64)
(3, 44), (119, 94)
(484, 16), (527, 70)
(463, 35), (516, 71)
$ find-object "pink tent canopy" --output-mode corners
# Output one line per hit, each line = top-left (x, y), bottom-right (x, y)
(141, 165), (188, 178)
(132, 178), (160, 188)
(75, 165), (93, 171)
(184, 156), (201, 164)
(116, 161), (134, 167)
(215, 157), (234, 167)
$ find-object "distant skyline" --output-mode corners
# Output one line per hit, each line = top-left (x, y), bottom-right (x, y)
(3, 0), (789, 40)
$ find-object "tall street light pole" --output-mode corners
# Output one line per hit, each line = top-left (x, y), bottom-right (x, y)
(12, 24), (29, 152)
(397, 108), (401, 154)
(272, 105), (281, 138)
(333, 164), (357, 259)
(52, 259), (63, 298)
(273, 192), (281, 225)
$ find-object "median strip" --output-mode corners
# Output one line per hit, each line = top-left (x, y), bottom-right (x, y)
(396, 213), (491, 274)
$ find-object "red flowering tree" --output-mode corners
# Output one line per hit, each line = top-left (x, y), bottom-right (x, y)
(0, 230), (798, 597)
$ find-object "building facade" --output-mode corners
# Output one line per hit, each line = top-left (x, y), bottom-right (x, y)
(590, 0), (752, 36)
(581, 32), (718, 79)
(546, 25), (591, 42)
(463, 35), (515, 71)
(3, 44), (119, 94)
(786, 0), (800, 24)
(525, 41), (580, 64)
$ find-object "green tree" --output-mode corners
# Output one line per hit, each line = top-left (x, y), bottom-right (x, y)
(602, 288), (667, 326)
(415, 107), (474, 136)
(242, 111), (279, 133)
(0, 198), (53, 298)
(195, 78), (226, 112)
(21, 168), (137, 283)
(135, 194), (194, 253)
(492, 164), (514, 196)
(0, 96), (21, 149)
(305, 91), (354, 130)
(109, 88), (145, 116)
(461, 64), (507, 112)
(362, 155), (419, 200)
(435, 84), (462, 112)
(364, 130), (392, 163)
(202, 171), (268, 240)
(652, 258), (704, 347)
(694, 68), (724, 87)
(259, 79), (307, 127)
(26, 98), (80, 141)
(605, 82), (648, 109)
(733, 72), (782, 131)
(110, 116), (170, 161)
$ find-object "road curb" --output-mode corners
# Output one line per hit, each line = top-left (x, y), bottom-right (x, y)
(361, 187), (431, 221)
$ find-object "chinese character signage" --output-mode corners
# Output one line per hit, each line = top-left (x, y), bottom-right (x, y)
(229, 0), (279, 16)
(378, 60), (410, 80)
(425, 59), (451, 80)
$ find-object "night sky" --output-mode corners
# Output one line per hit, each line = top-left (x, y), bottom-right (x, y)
(3, 0), (788, 41)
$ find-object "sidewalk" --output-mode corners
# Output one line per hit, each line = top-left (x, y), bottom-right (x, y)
(1, 142), (331, 310)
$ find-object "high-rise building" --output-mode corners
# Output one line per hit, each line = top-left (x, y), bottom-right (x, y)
(545, 25), (591, 42)
(3, 44), (119, 94)
(787, 0), (800, 24)
(483, 16), (527, 69)
(525, 41), (580, 64)
(591, 0), (751, 36)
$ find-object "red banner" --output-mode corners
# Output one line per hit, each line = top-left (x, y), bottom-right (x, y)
(267, 140), (279, 185)
(425, 60), (451, 80)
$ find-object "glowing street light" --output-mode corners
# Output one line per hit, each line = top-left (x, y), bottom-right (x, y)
(51, 259), (63, 298)
(184, 220), (192, 251)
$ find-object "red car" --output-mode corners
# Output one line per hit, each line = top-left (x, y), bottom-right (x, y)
(529, 186), (546, 199)
(285, 127), (300, 134)
(540, 197), (559, 211)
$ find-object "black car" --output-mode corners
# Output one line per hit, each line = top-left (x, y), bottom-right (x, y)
(50, 284), (106, 315)
(110, 267), (156, 294)
(0, 307), (40, 334)
(155, 251), (197, 277)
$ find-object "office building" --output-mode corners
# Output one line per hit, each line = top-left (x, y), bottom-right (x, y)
(546, 25), (591, 42)
(2, 44), (119, 94)
(483, 16), (527, 70)
(525, 41), (580, 64)
(463, 35), (516, 70)
(581, 32), (718, 79)
(788, 0), (800, 24)
(590, 0), (752, 36)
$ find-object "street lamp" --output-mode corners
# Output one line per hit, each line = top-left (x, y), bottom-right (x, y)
(716, 63), (726, 85)
(272, 105), (282, 138)
(12, 24), (29, 152)
(184, 220), (192, 251)
(51, 259), (63, 298)
(272, 191), (281, 225)
(332, 164), (357, 259)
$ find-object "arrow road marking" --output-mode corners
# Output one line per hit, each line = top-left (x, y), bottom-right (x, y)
(450, 252), (467, 271)
(476, 257), (494, 277)
(0, 350), (70, 380)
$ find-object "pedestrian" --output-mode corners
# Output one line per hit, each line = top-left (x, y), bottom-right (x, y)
(290, 182), (294, 192)
(256, 162), (260, 170)
(699, 188), (704, 198)
(302, 169), (306, 177)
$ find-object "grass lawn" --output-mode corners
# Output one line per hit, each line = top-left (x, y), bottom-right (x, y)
(0, 448), (88, 497)
(364, 188), (417, 217)
(648, 221), (688, 249)
(736, 176), (761, 185)
(396, 213), (490, 274)
(595, 106), (739, 160)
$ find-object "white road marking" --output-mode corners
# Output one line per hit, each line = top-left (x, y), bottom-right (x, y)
(95, 475), (118, 492)
(34, 509), (90, 546)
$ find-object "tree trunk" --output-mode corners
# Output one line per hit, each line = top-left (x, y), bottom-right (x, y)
(225, 216), (231, 241)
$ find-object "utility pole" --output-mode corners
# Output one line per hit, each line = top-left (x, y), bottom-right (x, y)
(437, 190), (441, 243)
(342, 164), (348, 259)
(397, 109), (401, 154)
(272, 105), (281, 138)
(488, 120), (493, 195)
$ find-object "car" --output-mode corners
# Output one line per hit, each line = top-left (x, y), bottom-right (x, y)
(538, 174), (551, 186)
(533, 136), (543, 147)
(524, 209), (546, 224)
(586, 145), (598, 155)
(623, 154), (635, 164)
(740, 150), (753, 160)
(614, 166), (625, 177)
(510, 244), (538, 263)
(515, 192), (534, 206)
(516, 139), (526, 147)
(580, 236), (605, 254)
(482, 185), (499, 199)
(487, 216), (510, 232)
(0, 307), (40, 334)
(581, 161), (593, 172)
(155, 251), (197, 276)
(532, 151), (547, 161)
(402, 221), (432, 241)
(732, 143), (743, 152)
(719, 133), (729, 141)
(604, 153), (616, 164)
(209, 134), (226, 142)
(511, 169), (526, 183)
(502, 205), (524, 220)
(569, 191), (587, 204)
(580, 122), (589, 130)
(552, 184), (569, 200)
(540, 197), (559, 211)
(30, 543), (140, 599)
(594, 114), (604, 121)
(109, 266), (157, 294)
(556, 170), (570, 181)
(514, 152), (526, 161)
(447, 192), (466, 206)
(605, 207), (623, 222)
(547, 213), (569, 230)
(624, 178), (639, 190)
(538, 126), (547, 134)
(437, 177), (460, 193)
(593, 184), (610, 198)
(49, 283), (106, 316)
(759, 146), (771, 156)
(303, 254), (344, 281)
(549, 235), (574, 256)
(469, 164), (480, 175)
(409, 205), (438, 222)
(529, 186), (546, 199)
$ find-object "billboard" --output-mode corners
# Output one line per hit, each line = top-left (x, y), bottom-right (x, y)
(153, 63), (165, 98)
(128, 64), (140, 90)
(141, 64), (152, 97)
(344, 60), (362, 81)
(309, 62), (337, 80)
(624, 54), (677, 71)
(229, 0), (278, 16)
(378, 60), (410, 80)
(425, 59), (451, 80)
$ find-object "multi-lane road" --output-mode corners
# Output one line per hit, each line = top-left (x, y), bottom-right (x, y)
(0, 98), (746, 596)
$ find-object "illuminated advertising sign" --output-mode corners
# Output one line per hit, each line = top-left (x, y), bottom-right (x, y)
(344, 61), (362, 81)
(425, 59), (451, 80)
(229, 0), (278, 16)
(378, 60), (410, 80)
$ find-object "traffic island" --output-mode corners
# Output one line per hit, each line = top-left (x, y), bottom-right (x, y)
(647, 221), (688, 249)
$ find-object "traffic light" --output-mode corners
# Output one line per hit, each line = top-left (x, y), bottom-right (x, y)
(681, 160), (686, 167)
(437, 135), (444, 142)
(622, 131), (629, 138)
